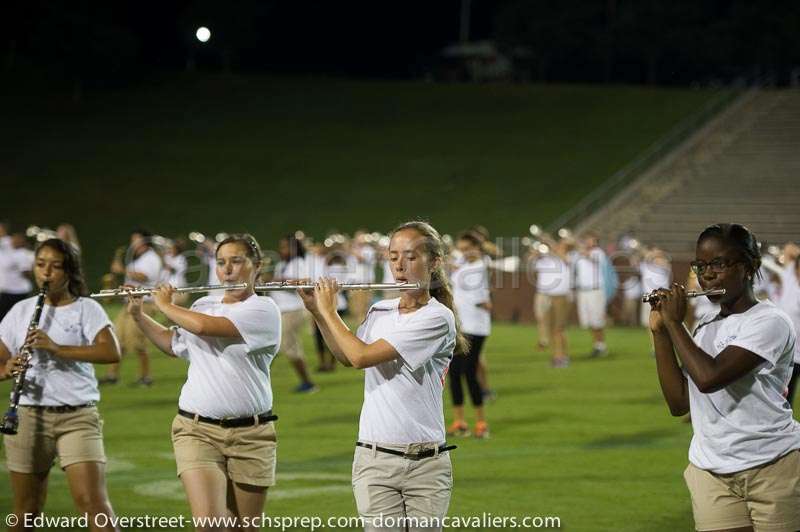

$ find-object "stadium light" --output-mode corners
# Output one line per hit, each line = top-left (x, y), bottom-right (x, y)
(196, 27), (211, 43)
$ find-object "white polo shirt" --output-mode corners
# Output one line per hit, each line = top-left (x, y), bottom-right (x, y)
(451, 260), (491, 337)
(640, 260), (671, 293)
(534, 255), (571, 296)
(688, 301), (800, 474)
(268, 257), (307, 313)
(164, 253), (188, 288)
(0, 297), (111, 406)
(572, 248), (606, 291)
(125, 249), (162, 287)
(171, 294), (281, 418)
(0, 247), (34, 294)
(356, 297), (456, 444)
(777, 264), (800, 363)
(352, 245), (377, 283)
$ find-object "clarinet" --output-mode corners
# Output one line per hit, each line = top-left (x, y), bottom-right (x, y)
(1, 281), (49, 435)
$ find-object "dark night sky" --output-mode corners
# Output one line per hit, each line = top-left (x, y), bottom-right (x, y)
(5, 1), (800, 85)
(6, 1), (496, 78)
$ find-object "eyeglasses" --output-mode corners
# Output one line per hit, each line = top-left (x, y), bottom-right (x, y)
(690, 258), (742, 275)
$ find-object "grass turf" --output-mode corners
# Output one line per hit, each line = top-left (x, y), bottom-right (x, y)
(1, 302), (774, 531)
(2, 76), (718, 288)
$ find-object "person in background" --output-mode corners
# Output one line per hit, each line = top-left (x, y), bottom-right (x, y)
(572, 232), (608, 358)
(0, 232), (35, 321)
(100, 228), (163, 387)
(349, 230), (377, 324)
(267, 234), (317, 393)
(777, 243), (800, 406)
(163, 238), (189, 306)
(532, 237), (573, 367)
(448, 231), (492, 438)
(56, 223), (81, 255)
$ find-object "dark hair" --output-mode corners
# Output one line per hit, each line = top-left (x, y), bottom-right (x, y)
(216, 233), (263, 265)
(131, 228), (153, 239)
(697, 223), (762, 284)
(391, 221), (469, 355)
(281, 234), (306, 259)
(35, 238), (89, 297)
(457, 230), (484, 249)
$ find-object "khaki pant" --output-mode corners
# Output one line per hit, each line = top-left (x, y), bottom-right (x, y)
(4, 406), (106, 474)
(280, 309), (307, 361)
(352, 443), (452, 532)
(535, 293), (570, 345)
(114, 302), (155, 353)
(171, 414), (277, 487)
(684, 450), (800, 531)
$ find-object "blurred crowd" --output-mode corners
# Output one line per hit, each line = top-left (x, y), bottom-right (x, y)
(2, 220), (798, 386)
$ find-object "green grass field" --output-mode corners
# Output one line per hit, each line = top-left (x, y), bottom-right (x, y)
(5, 303), (785, 531)
(2, 76), (718, 288)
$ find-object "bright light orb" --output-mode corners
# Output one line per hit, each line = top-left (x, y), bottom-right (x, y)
(196, 27), (211, 43)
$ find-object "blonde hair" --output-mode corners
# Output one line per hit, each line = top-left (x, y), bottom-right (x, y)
(391, 221), (469, 355)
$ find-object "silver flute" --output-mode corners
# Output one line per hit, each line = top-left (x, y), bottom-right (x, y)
(255, 281), (421, 291)
(90, 283), (249, 299)
(641, 288), (726, 303)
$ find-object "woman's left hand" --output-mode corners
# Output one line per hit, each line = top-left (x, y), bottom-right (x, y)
(659, 282), (687, 325)
(152, 284), (176, 309)
(26, 329), (61, 354)
(314, 277), (340, 316)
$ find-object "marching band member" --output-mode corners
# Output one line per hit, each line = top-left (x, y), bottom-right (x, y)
(163, 238), (189, 305)
(268, 234), (316, 393)
(447, 231), (491, 438)
(100, 229), (163, 386)
(572, 232), (609, 358)
(0, 238), (121, 532)
(0, 232), (34, 321)
(777, 244), (800, 405)
(129, 234), (281, 530)
(649, 223), (800, 531)
(299, 221), (464, 532)
(529, 236), (573, 367)
(56, 223), (81, 255)
(349, 231), (377, 323)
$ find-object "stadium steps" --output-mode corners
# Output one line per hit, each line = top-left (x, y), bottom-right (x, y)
(575, 89), (800, 258)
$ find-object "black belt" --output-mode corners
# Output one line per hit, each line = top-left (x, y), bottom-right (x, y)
(178, 409), (278, 428)
(22, 403), (95, 413)
(356, 441), (456, 461)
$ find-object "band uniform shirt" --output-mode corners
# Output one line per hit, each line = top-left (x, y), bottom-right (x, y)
(0, 247), (34, 295)
(688, 301), (800, 474)
(268, 257), (307, 313)
(0, 296), (112, 405)
(535, 254), (572, 296)
(451, 260), (491, 337)
(171, 294), (281, 418)
(356, 297), (456, 444)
